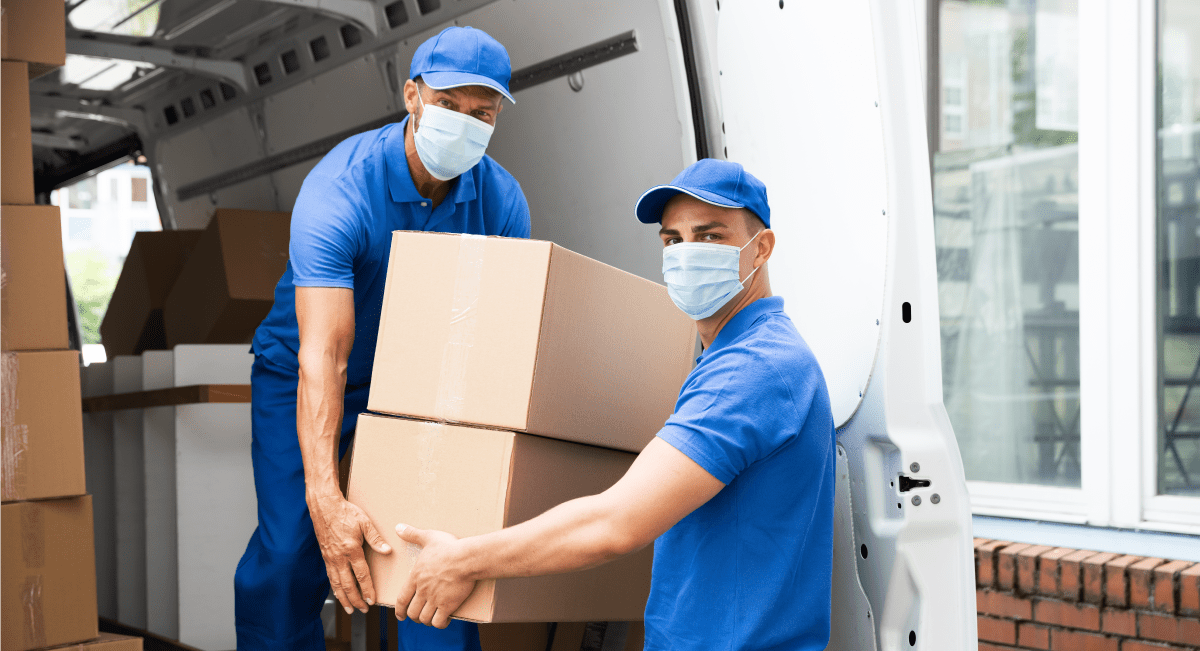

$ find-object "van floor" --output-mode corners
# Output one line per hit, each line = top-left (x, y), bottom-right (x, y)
(98, 618), (209, 651)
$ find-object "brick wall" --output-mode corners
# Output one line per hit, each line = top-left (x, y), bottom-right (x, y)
(974, 539), (1200, 651)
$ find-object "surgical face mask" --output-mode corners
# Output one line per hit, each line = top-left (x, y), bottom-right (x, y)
(412, 90), (495, 181)
(662, 230), (763, 320)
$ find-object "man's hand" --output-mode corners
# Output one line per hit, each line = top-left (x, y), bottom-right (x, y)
(395, 524), (477, 628)
(309, 492), (392, 613)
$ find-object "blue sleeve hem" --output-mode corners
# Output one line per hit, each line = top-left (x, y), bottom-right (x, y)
(293, 278), (355, 289)
(657, 425), (734, 485)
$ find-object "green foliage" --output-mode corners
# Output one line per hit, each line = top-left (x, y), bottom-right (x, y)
(66, 250), (119, 346)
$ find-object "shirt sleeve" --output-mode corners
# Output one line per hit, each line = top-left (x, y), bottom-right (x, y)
(500, 181), (531, 239)
(289, 172), (367, 289)
(657, 347), (818, 484)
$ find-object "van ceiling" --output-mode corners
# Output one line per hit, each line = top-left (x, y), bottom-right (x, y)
(33, 0), (485, 196)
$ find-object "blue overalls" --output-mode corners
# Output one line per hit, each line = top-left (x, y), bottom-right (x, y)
(235, 117), (531, 650)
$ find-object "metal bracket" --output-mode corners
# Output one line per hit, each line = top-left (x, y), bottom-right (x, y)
(255, 0), (380, 35)
(32, 95), (149, 135)
(66, 33), (251, 91)
(31, 133), (87, 150)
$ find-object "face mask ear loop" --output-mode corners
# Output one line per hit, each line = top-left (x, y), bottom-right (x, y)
(739, 230), (765, 284)
(413, 85), (426, 134)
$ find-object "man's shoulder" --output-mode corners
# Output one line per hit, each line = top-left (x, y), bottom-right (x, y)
(473, 154), (522, 192)
(717, 312), (818, 377)
(309, 126), (390, 185)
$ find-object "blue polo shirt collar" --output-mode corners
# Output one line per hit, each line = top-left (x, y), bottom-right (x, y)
(384, 115), (477, 206)
(699, 296), (786, 361)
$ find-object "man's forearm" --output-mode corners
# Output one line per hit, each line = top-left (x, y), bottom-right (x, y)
(450, 492), (641, 582)
(297, 351), (348, 498)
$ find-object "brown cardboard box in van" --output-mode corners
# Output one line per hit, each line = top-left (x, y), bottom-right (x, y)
(2, 60), (33, 204)
(368, 232), (696, 453)
(1, 350), (85, 503)
(347, 414), (652, 623)
(0, 0), (66, 78)
(60, 633), (145, 650)
(1, 205), (69, 351)
(1, 496), (98, 651)
(162, 209), (290, 347)
(101, 230), (204, 356)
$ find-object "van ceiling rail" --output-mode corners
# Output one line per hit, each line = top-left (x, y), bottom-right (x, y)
(174, 30), (639, 202)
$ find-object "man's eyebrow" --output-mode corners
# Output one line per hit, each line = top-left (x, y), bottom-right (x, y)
(659, 227), (681, 236)
(691, 221), (728, 233)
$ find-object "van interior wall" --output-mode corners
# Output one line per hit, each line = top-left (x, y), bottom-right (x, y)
(150, 0), (697, 283)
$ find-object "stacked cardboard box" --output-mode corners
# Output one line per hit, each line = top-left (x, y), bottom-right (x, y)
(1, 4), (140, 649)
(348, 232), (697, 623)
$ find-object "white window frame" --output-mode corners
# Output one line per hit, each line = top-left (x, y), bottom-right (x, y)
(947, 0), (1200, 534)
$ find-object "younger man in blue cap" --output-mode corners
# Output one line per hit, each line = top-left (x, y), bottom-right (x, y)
(390, 159), (837, 651)
(235, 26), (528, 651)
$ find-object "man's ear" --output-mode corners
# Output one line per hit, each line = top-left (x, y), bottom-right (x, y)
(403, 79), (420, 118)
(756, 229), (776, 266)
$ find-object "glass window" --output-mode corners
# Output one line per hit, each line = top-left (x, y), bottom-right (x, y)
(69, 217), (93, 242)
(1158, 0), (1200, 497)
(934, 0), (1080, 487)
(69, 0), (161, 37)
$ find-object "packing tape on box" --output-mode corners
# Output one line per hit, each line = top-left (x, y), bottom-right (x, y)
(21, 504), (47, 648)
(435, 234), (486, 422)
(407, 420), (444, 562)
(1, 352), (28, 500)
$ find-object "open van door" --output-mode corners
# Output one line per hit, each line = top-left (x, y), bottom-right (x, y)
(700, 0), (978, 649)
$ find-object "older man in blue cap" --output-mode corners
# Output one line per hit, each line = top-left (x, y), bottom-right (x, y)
(387, 159), (838, 651)
(235, 26), (528, 651)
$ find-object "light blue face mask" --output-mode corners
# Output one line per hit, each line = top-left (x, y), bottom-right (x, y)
(412, 90), (495, 181)
(662, 230), (763, 320)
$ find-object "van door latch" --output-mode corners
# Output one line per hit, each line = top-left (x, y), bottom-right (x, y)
(898, 475), (930, 492)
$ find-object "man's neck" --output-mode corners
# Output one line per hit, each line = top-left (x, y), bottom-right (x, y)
(405, 117), (452, 207)
(696, 279), (772, 349)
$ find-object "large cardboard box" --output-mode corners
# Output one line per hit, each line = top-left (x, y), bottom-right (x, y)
(369, 232), (696, 453)
(1, 205), (69, 351)
(1, 496), (99, 651)
(101, 230), (204, 356)
(347, 414), (652, 622)
(52, 633), (143, 651)
(1, 350), (85, 503)
(2, 60), (33, 205)
(0, 0), (66, 78)
(163, 209), (290, 347)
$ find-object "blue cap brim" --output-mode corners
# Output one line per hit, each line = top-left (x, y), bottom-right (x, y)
(634, 185), (745, 224)
(421, 71), (515, 104)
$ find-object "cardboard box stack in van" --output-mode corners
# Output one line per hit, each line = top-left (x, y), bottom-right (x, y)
(1, 8), (134, 649)
(162, 209), (291, 347)
(349, 231), (696, 622)
(101, 230), (204, 356)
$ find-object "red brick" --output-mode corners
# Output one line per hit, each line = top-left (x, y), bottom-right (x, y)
(979, 614), (1018, 645)
(1129, 558), (1167, 610)
(1000, 543), (1035, 591)
(1138, 612), (1200, 646)
(1019, 545), (1057, 595)
(1019, 622), (1052, 650)
(1062, 549), (1100, 602)
(1039, 547), (1077, 596)
(1035, 598), (1101, 631)
(978, 540), (1013, 589)
(1083, 553), (1121, 605)
(980, 644), (1022, 651)
(1050, 628), (1119, 651)
(1180, 563), (1200, 616)
(1152, 560), (1195, 614)
(978, 588), (1034, 620)
(1121, 641), (1197, 651)
(1101, 608), (1137, 637)
(1105, 555), (1144, 608)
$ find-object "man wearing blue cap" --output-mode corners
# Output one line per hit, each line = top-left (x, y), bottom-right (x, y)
(235, 26), (527, 651)
(388, 159), (837, 650)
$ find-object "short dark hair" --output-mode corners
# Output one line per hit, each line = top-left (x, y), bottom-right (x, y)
(744, 210), (766, 235)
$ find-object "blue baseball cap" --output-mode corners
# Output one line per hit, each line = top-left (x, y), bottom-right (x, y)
(410, 26), (515, 103)
(635, 159), (771, 228)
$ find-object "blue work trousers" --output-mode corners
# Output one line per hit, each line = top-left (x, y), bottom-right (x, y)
(234, 355), (482, 650)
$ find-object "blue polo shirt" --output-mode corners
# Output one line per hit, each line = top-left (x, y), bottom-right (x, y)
(645, 296), (836, 651)
(252, 116), (530, 386)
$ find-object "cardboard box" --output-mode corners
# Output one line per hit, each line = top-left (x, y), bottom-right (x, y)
(1, 496), (99, 651)
(369, 232), (696, 453)
(101, 230), (204, 356)
(1, 205), (69, 351)
(347, 414), (652, 622)
(1, 350), (85, 503)
(2, 60), (33, 204)
(0, 0), (66, 78)
(51, 633), (143, 651)
(479, 622), (643, 651)
(163, 209), (290, 347)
